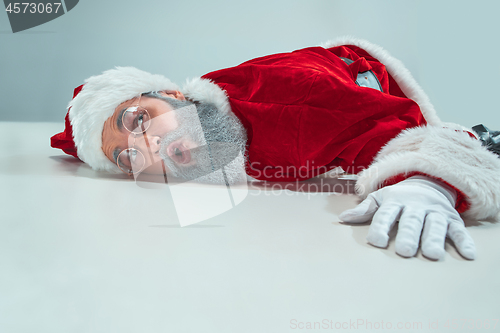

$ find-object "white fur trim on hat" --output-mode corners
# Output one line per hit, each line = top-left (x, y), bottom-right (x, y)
(320, 36), (442, 126)
(68, 66), (179, 173)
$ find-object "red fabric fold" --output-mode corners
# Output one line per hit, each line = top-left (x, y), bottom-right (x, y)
(50, 85), (84, 160)
(346, 57), (372, 81)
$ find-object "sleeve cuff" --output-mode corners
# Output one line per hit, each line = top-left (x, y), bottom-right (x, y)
(356, 125), (500, 220)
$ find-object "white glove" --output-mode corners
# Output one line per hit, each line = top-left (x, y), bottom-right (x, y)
(339, 176), (476, 260)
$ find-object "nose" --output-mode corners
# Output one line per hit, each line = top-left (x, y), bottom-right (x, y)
(140, 133), (162, 154)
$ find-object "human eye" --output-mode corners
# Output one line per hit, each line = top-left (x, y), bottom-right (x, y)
(117, 148), (146, 174)
(123, 107), (150, 133)
(135, 112), (145, 129)
(117, 149), (132, 172)
(124, 149), (144, 169)
(129, 149), (138, 163)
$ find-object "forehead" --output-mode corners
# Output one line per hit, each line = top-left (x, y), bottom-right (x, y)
(115, 95), (139, 111)
(115, 94), (173, 114)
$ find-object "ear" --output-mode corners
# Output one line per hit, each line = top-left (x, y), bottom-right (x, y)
(160, 90), (186, 101)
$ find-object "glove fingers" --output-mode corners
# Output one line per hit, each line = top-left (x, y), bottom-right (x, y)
(367, 203), (402, 248)
(339, 196), (379, 223)
(420, 212), (448, 260)
(395, 209), (426, 258)
(447, 219), (476, 260)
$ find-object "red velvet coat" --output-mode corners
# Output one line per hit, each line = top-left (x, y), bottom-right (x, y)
(202, 45), (426, 181)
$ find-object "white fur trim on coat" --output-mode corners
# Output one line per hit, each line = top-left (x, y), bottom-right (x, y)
(69, 67), (179, 173)
(320, 37), (442, 126)
(356, 126), (500, 221)
(182, 77), (233, 115)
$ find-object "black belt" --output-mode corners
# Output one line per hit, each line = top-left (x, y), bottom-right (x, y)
(472, 124), (500, 157)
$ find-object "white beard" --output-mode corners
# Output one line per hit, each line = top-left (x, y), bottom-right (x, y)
(182, 148), (248, 186)
(148, 93), (247, 185)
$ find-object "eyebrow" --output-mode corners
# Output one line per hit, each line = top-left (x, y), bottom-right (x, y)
(116, 107), (128, 131)
(112, 148), (121, 164)
(109, 107), (130, 164)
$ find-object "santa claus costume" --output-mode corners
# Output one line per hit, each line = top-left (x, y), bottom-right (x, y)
(51, 37), (500, 226)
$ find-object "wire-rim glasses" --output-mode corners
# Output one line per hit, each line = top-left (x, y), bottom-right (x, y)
(116, 94), (152, 175)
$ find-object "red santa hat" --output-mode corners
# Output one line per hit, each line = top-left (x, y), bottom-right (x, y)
(50, 67), (179, 173)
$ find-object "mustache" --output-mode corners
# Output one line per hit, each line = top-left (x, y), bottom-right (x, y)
(164, 142), (245, 182)
(145, 93), (246, 184)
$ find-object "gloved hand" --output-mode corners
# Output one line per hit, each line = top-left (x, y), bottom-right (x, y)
(339, 175), (476, 260)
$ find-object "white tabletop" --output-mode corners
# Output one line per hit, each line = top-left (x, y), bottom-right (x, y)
(1, 122), (499, 333)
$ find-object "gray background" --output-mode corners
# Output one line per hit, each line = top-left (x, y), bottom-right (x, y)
(1, 0), (499, 128)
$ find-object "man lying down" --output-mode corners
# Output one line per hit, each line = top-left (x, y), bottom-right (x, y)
(51, 37), (500, 261)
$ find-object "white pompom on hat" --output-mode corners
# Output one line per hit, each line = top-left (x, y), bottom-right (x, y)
(51, 66), (179, 173)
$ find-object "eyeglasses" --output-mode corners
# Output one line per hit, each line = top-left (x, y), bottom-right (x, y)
(116, 94), (152, 175)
